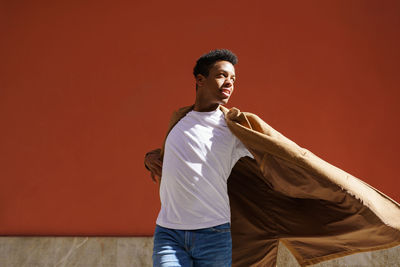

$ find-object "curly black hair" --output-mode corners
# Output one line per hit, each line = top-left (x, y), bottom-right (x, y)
(193, 49), (238, 78)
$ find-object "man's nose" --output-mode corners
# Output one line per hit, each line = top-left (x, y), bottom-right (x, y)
(224, 78), (233, 87)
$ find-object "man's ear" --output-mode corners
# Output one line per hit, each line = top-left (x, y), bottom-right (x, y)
(195, 74), (206, 87)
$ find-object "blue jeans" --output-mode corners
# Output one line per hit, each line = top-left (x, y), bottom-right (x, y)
(152, 223), (232, 267)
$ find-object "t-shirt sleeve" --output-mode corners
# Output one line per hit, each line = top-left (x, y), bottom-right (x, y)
(233, 137), (254, 163)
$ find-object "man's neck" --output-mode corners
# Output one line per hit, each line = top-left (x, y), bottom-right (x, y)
(193, 102), (220, 112)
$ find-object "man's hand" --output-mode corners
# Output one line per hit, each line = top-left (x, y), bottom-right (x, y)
(144, 148), (163, 183)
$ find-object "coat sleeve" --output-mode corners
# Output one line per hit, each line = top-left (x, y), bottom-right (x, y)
(144, 148), (162, 171)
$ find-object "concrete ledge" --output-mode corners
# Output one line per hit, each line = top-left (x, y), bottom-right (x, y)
(1, 237), (399, 266)
(0, 237), (153, 267)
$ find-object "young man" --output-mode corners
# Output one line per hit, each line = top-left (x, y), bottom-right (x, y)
(144, 49), (252, 266)
(145, 50), (400, 267)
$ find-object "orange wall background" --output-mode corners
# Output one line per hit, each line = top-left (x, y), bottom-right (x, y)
(1, 1), (399, 236)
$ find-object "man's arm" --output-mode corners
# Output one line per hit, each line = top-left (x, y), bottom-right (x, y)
(144, 148), (163, 183)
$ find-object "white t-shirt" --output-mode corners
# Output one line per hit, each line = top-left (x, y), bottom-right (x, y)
(156, 107), (253, 230)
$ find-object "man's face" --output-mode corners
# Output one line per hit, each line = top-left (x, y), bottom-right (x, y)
(196, 60), (236, 105)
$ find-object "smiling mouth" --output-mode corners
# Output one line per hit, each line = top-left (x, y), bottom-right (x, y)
(221, 88), (231, 97)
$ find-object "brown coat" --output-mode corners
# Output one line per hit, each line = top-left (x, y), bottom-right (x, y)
(149, 104), (400, 267)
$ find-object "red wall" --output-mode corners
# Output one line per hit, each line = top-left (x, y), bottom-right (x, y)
(1, 1), (399, 236)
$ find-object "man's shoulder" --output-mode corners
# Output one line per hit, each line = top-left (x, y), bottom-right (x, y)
(174, 105), (195, 115)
